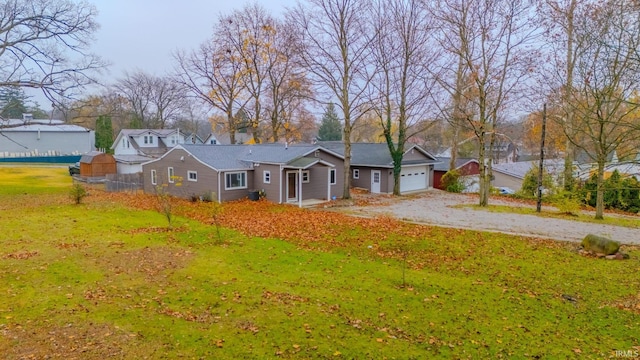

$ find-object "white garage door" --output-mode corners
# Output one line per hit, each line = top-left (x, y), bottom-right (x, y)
(400, 166), (428, 193)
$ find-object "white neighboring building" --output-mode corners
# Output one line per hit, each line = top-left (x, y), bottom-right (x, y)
(112, 129), (207, 174)
(0, 116), (94, 157)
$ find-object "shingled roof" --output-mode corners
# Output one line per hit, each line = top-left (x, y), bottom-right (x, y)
(319, 142), (438, 167)
(171, 144), (341, 171)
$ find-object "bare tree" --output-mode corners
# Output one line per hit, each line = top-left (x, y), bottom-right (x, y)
(289, 0), (376, 199)
(264, 21), (312, 142)
(370, 0), (439, 195)
(174, 33), (246, 144)
(218, 3), (277, 144)
(149, 76), (186, 129)
(433, 0), (538, 206)
(562, 0), (640, 219)
(0, 0), (104, 105)
(538, 0), (587, 191)
(113, 71), (154, 128)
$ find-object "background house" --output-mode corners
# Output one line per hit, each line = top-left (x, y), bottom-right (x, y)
(0, 115), (94, 160)
(112, 129), (190, 174)
(319, 142), (439, 194)
(142, 144), (344, 206)
(433, 157), (480, 190)
(492, 159), (565, 191)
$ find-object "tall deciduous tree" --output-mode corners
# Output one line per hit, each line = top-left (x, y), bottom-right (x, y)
(538, 0), (586, 191)
(114, 71), (185, 129)
(0, 0), (104, 104)
(289, 0), (376, 199)
(174, 33), (246, 144)
(370, 0), (438, 195)
(219, 3), (276, 144)
(434, 0), (538, 206)
(318, 103), (342, 141)
(563, 0), (640, 219)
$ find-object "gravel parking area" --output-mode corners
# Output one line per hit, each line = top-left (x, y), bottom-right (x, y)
(346, 190), (640, 245)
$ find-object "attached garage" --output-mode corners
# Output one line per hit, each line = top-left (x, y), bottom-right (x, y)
(400, 165), (428, 193)
(318, 142), (440, 194)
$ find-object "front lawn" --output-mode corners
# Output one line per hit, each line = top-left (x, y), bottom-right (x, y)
(0, 167), (638, 359)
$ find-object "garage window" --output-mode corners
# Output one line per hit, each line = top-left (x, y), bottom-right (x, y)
(353, 169), (359, 179)
(151, 170), (157, 185)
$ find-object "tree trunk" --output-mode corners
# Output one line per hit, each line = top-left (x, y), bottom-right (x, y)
(342, 128), (351, 199)
(478, 132), (489, 207)
(595, 159), (605, 219)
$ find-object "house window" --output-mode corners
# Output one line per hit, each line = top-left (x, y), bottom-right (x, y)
(210, 139), (217, 144)
(302, 170), (310, 183)
(263, 171), (271, 184)
(151, 169), (157, 185)
(353, 169), (360, 179)
(330, 169), (336, 185)
(144, 135), (149, 144)
(168, 167), (174, 183)
(314, 150), (320, 158)
(187, 171), (197, 182)
(226, 171), (247, 190)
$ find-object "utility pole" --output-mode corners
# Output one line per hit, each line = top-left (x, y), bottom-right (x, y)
(536, 104), (547, 213)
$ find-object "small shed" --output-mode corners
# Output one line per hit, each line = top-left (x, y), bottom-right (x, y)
(79, 151), (117, 177)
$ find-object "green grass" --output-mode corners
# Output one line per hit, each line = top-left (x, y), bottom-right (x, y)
(0, 166), (639, 359)
(454, 203), (640, 228)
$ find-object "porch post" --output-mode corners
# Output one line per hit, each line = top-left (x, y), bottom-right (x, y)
(327, 166), (331, 200)
(298, 168), (302, 208)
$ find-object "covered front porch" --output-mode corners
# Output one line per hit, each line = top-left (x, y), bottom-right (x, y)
(281, 157), (336, 207)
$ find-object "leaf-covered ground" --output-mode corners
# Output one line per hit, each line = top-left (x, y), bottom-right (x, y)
(1, 167), (639, 359)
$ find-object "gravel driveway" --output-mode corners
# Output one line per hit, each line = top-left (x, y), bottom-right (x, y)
(347, 190), (640, 245)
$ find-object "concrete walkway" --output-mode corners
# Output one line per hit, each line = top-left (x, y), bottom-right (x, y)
(346, 190), (640, 245)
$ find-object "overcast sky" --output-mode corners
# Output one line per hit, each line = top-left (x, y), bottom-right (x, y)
(94, 0), (297, 77)
(29, 0), (298, 108)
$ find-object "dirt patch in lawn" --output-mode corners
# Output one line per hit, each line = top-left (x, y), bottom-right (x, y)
(0, 322), (140, 359)
(94, 246), (194, 280)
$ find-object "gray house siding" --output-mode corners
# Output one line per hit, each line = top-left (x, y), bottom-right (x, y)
(254, 164), (281, 203)
(143, 148), (219, 199)
(403, 148), (428, 162)
(298, 150), (344, 200)
(492, 171), (523, 190)
(219, 170), (255, 202)
(351, 167), (369, 189)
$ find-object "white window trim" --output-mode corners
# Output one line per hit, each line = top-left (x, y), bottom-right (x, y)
(168, 167), (174, 183)
(225, 171), (248, 190)
(330, 169), (336, 185)
(353, 168), (359, 179)
(263, 170), (271, 184)
(187, 171), (197, 182)
(302, 170), (310, 183)
(151, 169), (157, 185)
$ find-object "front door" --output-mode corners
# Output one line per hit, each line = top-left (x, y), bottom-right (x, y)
(371, 170), (381, 193)
(287, 172), (297, 201)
